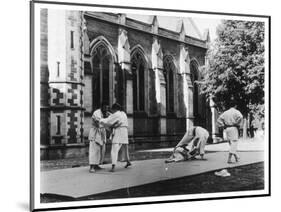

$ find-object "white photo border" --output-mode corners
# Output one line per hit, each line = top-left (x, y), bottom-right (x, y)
(30, 0), (271, 211)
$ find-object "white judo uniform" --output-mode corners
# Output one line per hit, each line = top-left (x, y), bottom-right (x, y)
(176, 126), (209, 156)
(166, 126), (209, 163)
(88, 109), (106, 165)
(217, 107), (243, 154)
(191, 126), (209, 156)
(100, 111), (129, 165)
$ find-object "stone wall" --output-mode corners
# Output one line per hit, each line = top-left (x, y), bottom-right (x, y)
(47, 10), (84, 147)
(83, 12), (207, 139)
(40, 10), (210, 160)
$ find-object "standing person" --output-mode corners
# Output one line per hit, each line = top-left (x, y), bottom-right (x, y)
(217, 100), (243, 164)
(100, 103), (131, 172)
(88, 102), (108, 173)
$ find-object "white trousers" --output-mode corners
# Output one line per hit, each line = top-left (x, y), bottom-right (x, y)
(192, 136), (208, 155)
(89, 141), (105, 165)
(111, 144), (130, 165)
(100, 143), (106, 164)
(229, 140), (238, 154)
(225, 127), (239, 154)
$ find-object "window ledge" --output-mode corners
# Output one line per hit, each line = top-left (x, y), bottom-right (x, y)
(133, 111), (148, 118)
(166, 112), (177, 118)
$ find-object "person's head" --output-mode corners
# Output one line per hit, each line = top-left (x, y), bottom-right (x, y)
(228, 97), (237, 108)
(228, 101), (237, 108)
(100, 102), (109, 114)
(111, 103), (122, 113)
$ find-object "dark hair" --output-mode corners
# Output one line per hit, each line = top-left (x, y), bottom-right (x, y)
(111, 103), (122, 111)
(228, 96), (237, 108)
(229, 99), (237, 108)
(100, 101), (109, 108)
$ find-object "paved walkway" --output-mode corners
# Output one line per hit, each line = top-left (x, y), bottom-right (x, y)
(41, 149), (264, 198)
(139, 138), (265, 153)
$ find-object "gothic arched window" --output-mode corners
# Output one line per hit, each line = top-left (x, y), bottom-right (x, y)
(91, 43), (112, 110)
(131, 50), (146, 111)
(163, 56), (175, 113)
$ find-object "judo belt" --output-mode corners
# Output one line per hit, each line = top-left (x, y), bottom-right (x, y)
(110, 126), (128, 140)
(225, 125), (239, 130)
(225, 125), (237, 128)
(178, 145), (190, 160)
(189, 148), (198, 156)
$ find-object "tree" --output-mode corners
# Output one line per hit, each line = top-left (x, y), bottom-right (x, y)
(199, 20), (265, 136)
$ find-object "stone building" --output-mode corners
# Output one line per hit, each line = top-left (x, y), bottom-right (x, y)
(40, 9), (219, 160)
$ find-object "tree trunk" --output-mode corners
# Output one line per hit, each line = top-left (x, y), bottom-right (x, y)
(242, 117), (248, 140)
(248, 113), (254, 138)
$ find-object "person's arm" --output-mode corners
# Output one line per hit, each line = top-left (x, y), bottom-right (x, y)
(191, 127), (200, 147)
(176, 132), (193, 147)
(235, 111), (243, 127)
(217, 114), (225, 128)
(100, 113), (119, 128)
(217, 116), (223, 127)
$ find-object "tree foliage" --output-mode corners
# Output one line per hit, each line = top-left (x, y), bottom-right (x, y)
(199, 20), (265, 117)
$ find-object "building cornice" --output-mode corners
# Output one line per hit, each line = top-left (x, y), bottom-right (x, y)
(84, 12), (207, 49)
(48, 81), (85, 86)
(41, 106), (85, 110)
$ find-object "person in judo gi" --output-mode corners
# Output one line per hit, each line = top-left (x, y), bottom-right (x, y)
(165, 126), (209, 163)
(217, 100), (243, 164)
(88, 102), (109, 173)
(100, 103), (132, 172)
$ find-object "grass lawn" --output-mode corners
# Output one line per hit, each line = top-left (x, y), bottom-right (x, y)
(41, 162), (264, 203)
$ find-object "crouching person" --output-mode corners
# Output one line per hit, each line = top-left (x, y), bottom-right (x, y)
(165, 126), (209, 163)
(189, 126), (209, 160)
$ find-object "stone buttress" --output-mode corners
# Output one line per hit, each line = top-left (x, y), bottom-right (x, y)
(47, 10), (84, 157)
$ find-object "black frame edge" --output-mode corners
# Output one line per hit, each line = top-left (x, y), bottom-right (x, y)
(30, 0), (35, 211)
(33, 194), (270, 211)
(33, 0), (270, 18)
(268, 15), (271, 197)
